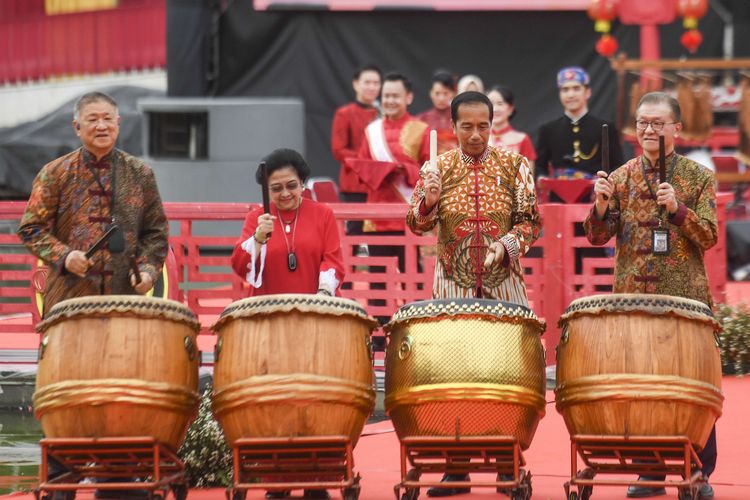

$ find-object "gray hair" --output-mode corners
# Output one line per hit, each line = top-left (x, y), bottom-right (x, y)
(637, 91), (681, 122)
(73, 92), (118, 120)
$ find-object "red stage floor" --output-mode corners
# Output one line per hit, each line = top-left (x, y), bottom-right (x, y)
(4, 376), (749, 500)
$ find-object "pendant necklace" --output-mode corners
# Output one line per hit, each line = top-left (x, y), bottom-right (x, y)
(279, 211), (298, 233)
(279, 199), (301, 271)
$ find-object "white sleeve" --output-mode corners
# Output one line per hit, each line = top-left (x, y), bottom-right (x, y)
(318, 268), (340, 295)
(240, 236), (267, 288)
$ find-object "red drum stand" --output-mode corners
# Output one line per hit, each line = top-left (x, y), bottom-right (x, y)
(564, 435), (705, 500)
(226, 436), (361, 500)
(394, 436), (532, 500)
(34, 437), (188, 500)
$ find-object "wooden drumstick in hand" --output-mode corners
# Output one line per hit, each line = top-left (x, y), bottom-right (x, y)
(428, 129), (439, 195)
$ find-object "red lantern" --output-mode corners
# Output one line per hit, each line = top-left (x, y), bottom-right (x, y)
(588, 0), (619, 33)
(677, 0), (708, 28)
(596, 34), (619, 58)
(680, 29), (703, 53)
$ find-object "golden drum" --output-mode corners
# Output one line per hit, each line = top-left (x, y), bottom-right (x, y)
(384, 299), (546, 450)
(556, 293), (723, 449)
(211, 294), (378, 446)
(34, 296), (201, 450)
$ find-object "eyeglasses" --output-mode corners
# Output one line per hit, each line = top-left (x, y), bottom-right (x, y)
(269, 181), (301, 194)
(635, 120), (676, 132)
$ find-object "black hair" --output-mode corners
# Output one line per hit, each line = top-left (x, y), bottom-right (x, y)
(450, 91), (493, 123)
(255, 148), (311, 184)
(431, 70), (457, 91)
(488, 84), (517, 120)
(353, 64), (382, 81)
(382, 72), (413, 93)
(637, 91), (682, 122)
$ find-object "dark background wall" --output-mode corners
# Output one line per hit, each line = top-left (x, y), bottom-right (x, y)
(167, 0), (750, 180)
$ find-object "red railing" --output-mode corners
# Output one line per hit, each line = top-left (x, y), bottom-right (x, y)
(0, 196), (731, 364)
(0, 0), (165, 83)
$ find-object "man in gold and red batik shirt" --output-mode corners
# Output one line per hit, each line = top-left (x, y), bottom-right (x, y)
(407, 90), (540, 304)
(331, 64), (382, 202)
(350, 72), (429, 232)
(418, 70), (457, 154)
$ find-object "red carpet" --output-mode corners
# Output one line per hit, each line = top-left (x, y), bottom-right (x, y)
(4, 376), (749, 499)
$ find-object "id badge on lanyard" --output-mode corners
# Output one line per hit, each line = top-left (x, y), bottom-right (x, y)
(652, 225), (670, 255)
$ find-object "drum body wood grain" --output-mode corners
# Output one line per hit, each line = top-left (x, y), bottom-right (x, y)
(384, 299), (546, 450)
(556, 294), (723, 449)
(212, 294), (378, 446)
(34, 296), (201, 450)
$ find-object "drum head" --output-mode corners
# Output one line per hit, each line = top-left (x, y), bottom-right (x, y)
(385, 298), (545, 332)
(212, 293), (378, 331)
(37, 295), (200, 333)
(559, 293), (717, 329)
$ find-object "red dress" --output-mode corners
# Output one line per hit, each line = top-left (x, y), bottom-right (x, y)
(230, 199), (345, 296)
(331, 102), (379, 194)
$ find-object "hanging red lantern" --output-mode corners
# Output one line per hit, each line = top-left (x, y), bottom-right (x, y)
(595, 34), (619, 58)
(680, 29), (704, 53)
(588, 0), (619, 34)
(677, 0), (707, 52)
(677, 0), (708, 28)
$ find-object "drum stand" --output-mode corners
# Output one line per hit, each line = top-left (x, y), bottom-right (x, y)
(564, 435), (705, 500)
(33, 437), (188, 500)
(393, 436), (532, 500)
(226, 435), (361, 500)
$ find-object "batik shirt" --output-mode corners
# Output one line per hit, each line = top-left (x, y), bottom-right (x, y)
(406, 146), (541, 304)
(583, 153), (717, 306)
(18, 148), (169, 314)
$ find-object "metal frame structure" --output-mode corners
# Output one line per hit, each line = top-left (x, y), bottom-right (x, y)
(564, 434), (705, 500)
(34, 437), (187, 500)
(226, 436), (360, 500)
(394, 436), (532, 500)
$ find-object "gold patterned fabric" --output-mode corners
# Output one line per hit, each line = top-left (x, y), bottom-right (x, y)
(583, 153), (717, 306)
(406, 147), (541, 303)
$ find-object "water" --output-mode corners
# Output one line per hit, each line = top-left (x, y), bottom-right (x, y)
(0, 409), (41, 495)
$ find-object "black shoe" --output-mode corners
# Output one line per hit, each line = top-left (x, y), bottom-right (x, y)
(265, 492), (291, 499)
(698, 482), (714, 499)
(626, 485), (667, 498)
(496, 473), (514, 496)
(303, 490), (331, 499)
(426, 474), (471, 497)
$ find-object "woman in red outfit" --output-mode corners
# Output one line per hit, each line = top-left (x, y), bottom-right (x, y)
(230, 149), (345, 500)
(231, 148), (345, 299)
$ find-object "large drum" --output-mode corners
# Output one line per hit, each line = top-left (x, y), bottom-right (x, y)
(384, 298), (546, 450)
(33, 295), (201, 450)
(556, 294), (723, 448)
(211, 294), (378, 445)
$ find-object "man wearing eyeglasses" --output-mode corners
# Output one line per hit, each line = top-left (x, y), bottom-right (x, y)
(18, 91), (169, 315)
(584, 91), (717, 499)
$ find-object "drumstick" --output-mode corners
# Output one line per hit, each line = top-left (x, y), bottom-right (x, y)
(84, 225), (118, 259)
(658, 135), (666, 184)
(428, 130), (438, 194)
(130, 256), (141, 285)
(259, 161), (272, 238)
(601, 124), (610, 201)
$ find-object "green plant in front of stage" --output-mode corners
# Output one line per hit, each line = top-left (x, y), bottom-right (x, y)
(716, 303), (750, 376)
(178, 384), (233, 487)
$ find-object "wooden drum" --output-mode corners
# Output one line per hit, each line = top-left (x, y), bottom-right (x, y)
(33, 295), (201, 450)
(556, 293), (723, 449)
(211, 294), (379, 446)
(384, 299), (546, 450)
